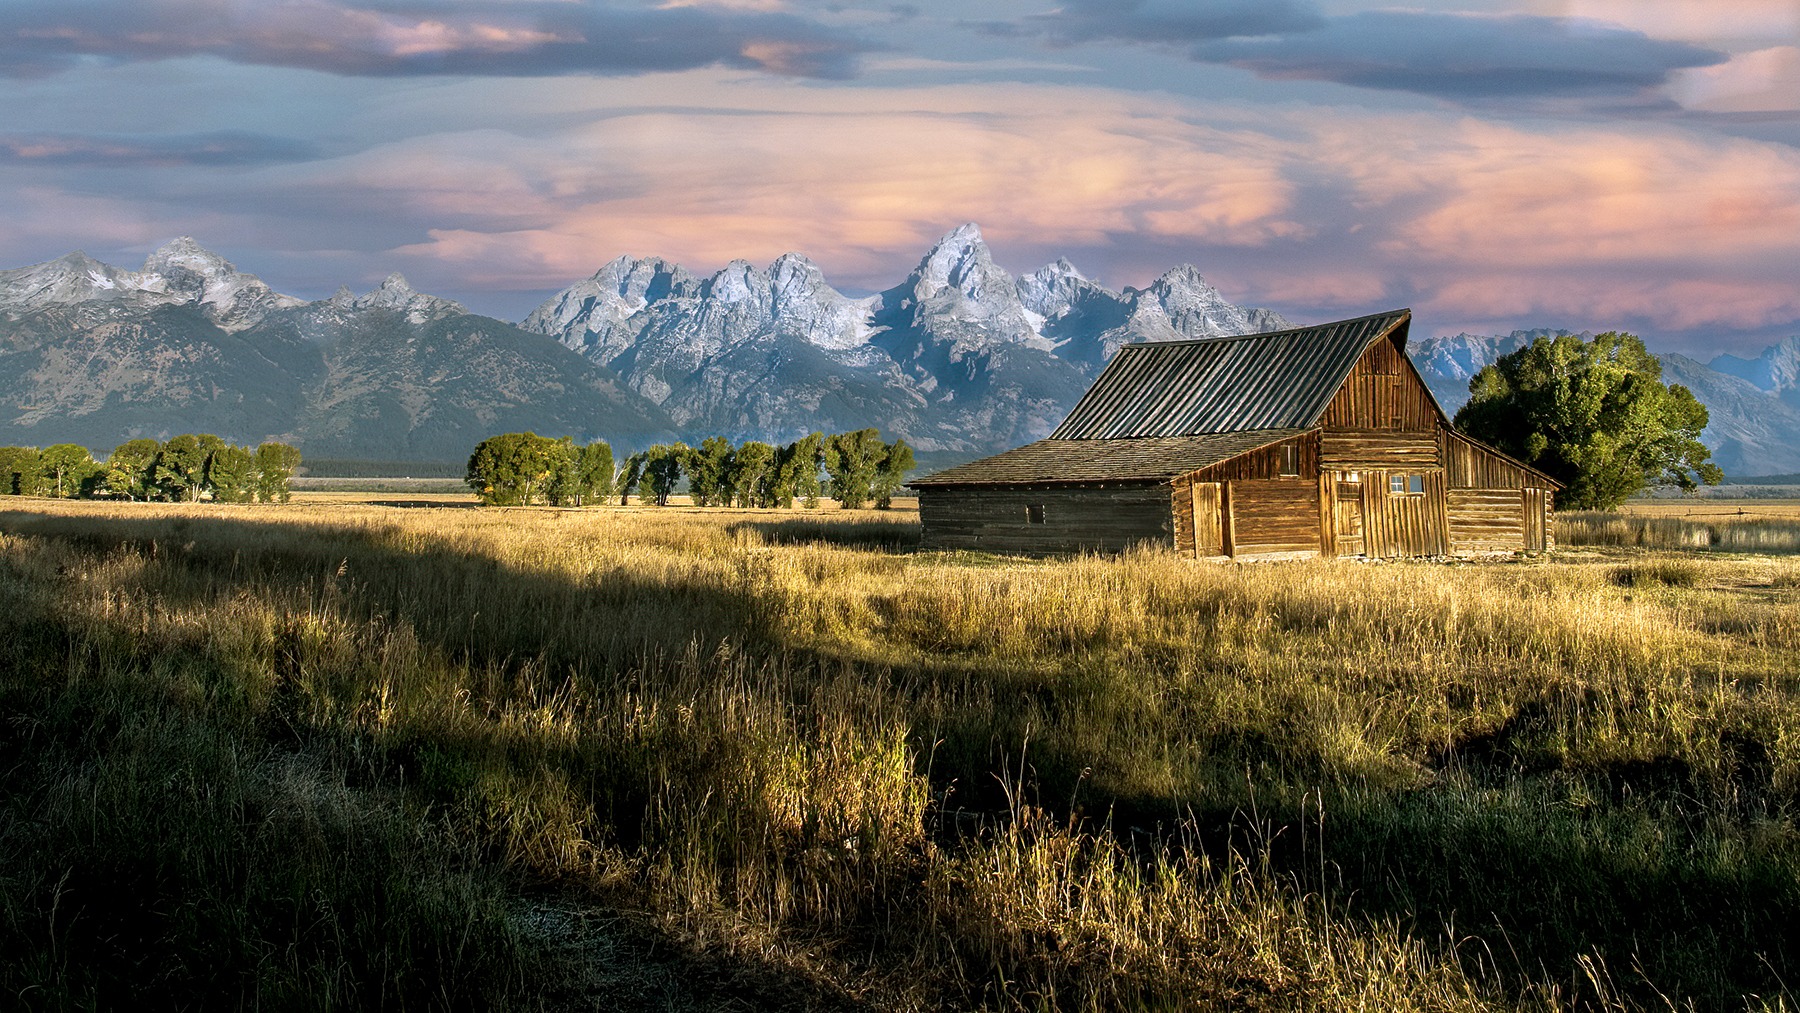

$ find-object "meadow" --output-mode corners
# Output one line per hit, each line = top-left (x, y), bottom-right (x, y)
(2, 495), (1798, 1011)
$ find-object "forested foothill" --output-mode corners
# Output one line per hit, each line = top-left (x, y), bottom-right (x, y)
(464, 428), (914, 509)
(0, 436), (301, 503)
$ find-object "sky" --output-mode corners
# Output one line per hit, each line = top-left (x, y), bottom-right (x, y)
(0, 0), (1796, 356)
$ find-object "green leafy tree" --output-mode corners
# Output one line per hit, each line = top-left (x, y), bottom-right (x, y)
(578, 441), (615, 506)
(683, 437), (733, 507)
(253, 442), (303, 503)
(725, 441), (776, 507)
(156, 434), (226, 501)
(871, 437), (915, 509)
(207, 444), (257, 503)
(617, 453), (644, 505)
(0, 446), (39, 496)
(543, 438), (583, 507)
(823, 428), (885, 509)
(465, 432), (566, 505)
(638, 443), (687, 506)
(38, 444), (100, 499)
(105, 439), (163, 501)
(772, 432), (824, 509)
(1455, 332), (1722, 509)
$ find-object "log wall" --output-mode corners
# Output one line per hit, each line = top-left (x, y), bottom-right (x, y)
(1446, 488), (1527, 553)
(1227, 479), (1323, 556)
(1320, 429), (1440, 471)
(918, 485), (1176, 554)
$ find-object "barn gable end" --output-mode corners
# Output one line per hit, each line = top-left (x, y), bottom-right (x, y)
(912, 309), (1560, 558)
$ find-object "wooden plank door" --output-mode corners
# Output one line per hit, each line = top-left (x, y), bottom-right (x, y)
(1523, 488), (1548, 552)
(1334, 481), (1365, 557)
(1191, 482), (1223, 557)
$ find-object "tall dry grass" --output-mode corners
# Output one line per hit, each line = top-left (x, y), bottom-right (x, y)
(1560, 509), (1800, 553)
(2, 498), (1797, 1010)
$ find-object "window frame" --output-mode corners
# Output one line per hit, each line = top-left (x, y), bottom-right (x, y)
(1025, 504), (1047, 524)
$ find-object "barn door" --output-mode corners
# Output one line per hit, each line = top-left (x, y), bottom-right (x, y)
(1191, 482), (1223, 556)
(1334, 481), (1365, 557)
(1523, 488), (1548, 552)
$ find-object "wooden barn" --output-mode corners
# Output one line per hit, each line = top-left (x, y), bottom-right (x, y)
(909, 309), (1559, 559)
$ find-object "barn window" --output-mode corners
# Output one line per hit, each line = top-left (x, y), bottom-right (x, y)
(1280, 444), (1299, 477)
(1389, 474), (1424, 495)
(1026, 504), (1046, 524)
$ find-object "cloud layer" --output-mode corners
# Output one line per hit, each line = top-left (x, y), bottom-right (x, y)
(0, 131), (317, 167)
(1189, 11), (1726, 99)
(0, 0), (871, 79)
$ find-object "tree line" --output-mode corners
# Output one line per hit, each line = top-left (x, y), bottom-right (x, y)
(0, 436), (302, 503)
(465, 429), (915, 509)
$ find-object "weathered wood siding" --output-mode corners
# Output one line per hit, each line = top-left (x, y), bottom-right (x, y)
(1446, 488), (1526, 553)
(1360, 470), (1449, 557)
(1320, 429), (1440, 471)
(1333, 480), (1365, 556)
(1526, 488), (1553, 552)
(1172, 479), (1224, 557)
(1318, 337), (1441, 430)
(1186, 432), (1319, 482)
(1441, 430), (1556, 490)
(1227, 479), (1323, 556)
(918, 485), (1176, 554)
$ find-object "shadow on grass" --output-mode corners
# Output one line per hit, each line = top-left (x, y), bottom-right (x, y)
(725, 515), (921, 551)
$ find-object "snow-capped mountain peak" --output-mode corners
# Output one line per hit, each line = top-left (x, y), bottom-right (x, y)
(911, 222), (1004, 302)
(332, 272), (465, 325)
(0, 238), (299, 330)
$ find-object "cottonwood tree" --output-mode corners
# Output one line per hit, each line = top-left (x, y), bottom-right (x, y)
(207, 444), (258, 503)
(1455, 332), (1721, 509)
(39, 444), (100, 499)
(465, 432), (565, 505)
(725, 440), (775, 507)
(871, 437), (915, 509)
(253, 442), (303, 503)
(823, 428), (886, 508)
(0, 446), (36, 496)
(638, 444), (688, 506)
(157, 434), (226, 501)
(577, 441), (614, 506)
(105, 439), (163, 501)
(616, 454), (644, 505)
(771, 433), (824, 508)
(683, 437), (733, 507)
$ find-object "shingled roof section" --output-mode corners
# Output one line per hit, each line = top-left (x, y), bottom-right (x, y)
(1049, 309), (1411, 440)
(909, 428), (1310, 487)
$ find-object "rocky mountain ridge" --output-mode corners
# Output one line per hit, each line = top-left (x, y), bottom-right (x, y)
(4, 232), (1794, 475)
(0, 239), (673, 459)
(520, 222), (1294, 450)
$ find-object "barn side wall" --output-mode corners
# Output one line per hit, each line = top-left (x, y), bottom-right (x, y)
(1440, 430), (1558, 553)
(918, 484), (1176, 554)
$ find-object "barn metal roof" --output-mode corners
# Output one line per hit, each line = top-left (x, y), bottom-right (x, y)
(909, 429), (1310, 487)
(1048, 309), (1411, 440)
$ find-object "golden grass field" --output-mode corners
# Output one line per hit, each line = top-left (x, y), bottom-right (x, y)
(2, 495), (1798, 1010)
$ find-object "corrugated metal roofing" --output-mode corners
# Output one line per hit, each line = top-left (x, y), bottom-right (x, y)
(910, 429), (1310, 487)
(1049, 309), (1411, 440)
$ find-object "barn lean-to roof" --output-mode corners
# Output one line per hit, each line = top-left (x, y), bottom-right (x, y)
(1050, 309), (1413, 440)
(909, 428), (1310, 487)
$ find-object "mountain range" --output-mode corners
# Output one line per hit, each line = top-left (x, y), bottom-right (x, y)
(2, 227), (1795, 476)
